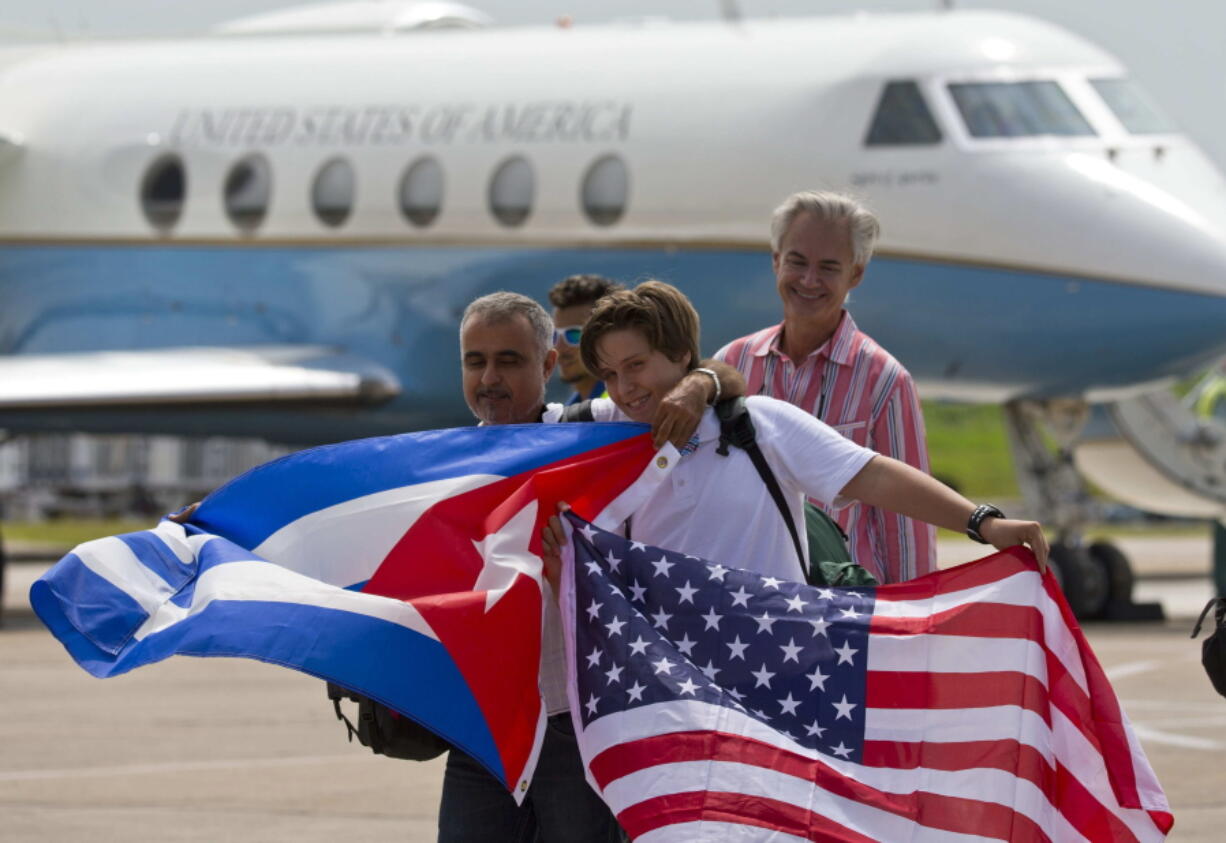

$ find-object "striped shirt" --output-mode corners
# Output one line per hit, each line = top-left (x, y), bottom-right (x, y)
(714, 311), (936, 583)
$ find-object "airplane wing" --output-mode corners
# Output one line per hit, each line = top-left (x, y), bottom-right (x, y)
(0, 345), (401, 408)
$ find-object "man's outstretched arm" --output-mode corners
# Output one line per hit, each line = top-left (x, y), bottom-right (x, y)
(841, 455), (1049, 570)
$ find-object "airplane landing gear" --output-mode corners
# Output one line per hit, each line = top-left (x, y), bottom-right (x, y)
(1003, 399), (1162, 621)
(0, 523), (6, 628)
(1047, 543), (1108, 619)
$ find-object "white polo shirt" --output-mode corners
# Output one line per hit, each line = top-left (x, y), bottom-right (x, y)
(584, 395), (876, 582)
(536, 395), (873, 711)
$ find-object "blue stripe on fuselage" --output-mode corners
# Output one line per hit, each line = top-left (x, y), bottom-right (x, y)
(2, 243), (1225, 424)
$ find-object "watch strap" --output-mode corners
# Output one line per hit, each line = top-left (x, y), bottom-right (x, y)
(967, 503), (1005, 544)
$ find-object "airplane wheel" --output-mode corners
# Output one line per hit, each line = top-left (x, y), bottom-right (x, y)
(1087, 541), (1136, 606)
(1049, 544), (1110, 620)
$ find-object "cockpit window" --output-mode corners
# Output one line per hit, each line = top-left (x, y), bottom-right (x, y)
(1090, 78), (1175, 135)
(948, 81), (1095, 138)
(865, 81), (942, 145)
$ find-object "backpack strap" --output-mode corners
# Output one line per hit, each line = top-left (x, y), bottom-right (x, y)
(325, 681), (360, 744)
(560, 400), (595, 423)
(714, 398), (807, 574)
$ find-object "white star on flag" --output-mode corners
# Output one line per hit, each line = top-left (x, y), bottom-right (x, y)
(832, 694), (857, 720)
(779, 638), (803, 663)
(751, 663), (775, 688)
(652, 657), (675, 676)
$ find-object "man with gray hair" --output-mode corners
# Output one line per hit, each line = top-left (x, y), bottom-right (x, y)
(447, 290), (742, 841)
(449, 290), (624, 841)
(460, 291), (559, 426)
(714, 190), (936, 584)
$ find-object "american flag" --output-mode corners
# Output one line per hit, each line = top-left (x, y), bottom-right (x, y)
(560, 514), (1172, 842)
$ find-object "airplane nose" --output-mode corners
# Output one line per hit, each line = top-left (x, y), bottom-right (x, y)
(925, 142), (1226, 304)
(1106, 140), (1226, 233)
(863, 145), (1226, 400)
(1044, 149), (1226, 391)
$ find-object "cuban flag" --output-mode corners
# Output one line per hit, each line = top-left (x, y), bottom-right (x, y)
(30, 423), (675, 799)
(561, 515), (1172, 841)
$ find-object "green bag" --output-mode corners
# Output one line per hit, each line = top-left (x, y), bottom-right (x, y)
(804, 502), (877, 587)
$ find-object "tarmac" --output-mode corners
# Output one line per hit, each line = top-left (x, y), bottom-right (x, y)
(1, 533), (1223, 842)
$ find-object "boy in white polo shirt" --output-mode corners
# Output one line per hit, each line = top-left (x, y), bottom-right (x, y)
(542, 280), (1048, 581)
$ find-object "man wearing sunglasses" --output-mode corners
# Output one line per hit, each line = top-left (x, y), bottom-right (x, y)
(548, 274), (623, 405)
(547, 274), (746, 448)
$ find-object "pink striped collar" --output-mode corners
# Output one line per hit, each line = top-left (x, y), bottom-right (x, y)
(751, 311), (859, 367)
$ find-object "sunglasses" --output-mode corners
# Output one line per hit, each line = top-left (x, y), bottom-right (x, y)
(554, 325), (584, 347)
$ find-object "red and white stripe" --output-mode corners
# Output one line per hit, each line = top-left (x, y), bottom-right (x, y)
(715, 313), (935, 584)
(572, 548), (1172, 841)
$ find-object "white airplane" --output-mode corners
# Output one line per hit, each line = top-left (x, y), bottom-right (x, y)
(1, 1), (1224, 617)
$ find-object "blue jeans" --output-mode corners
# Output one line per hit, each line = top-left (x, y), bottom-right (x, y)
(437, 713), (624, 842)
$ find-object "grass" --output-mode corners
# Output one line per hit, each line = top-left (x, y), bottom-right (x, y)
(935, 522), (1208, 542)
(922, 401), (1019, 500)
(1, 518), (152, 548)
(922, 401), (1213, 536)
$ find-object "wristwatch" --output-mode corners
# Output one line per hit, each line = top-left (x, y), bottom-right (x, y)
(966, 503), (1005, 544)
(693, 367), (721, 405)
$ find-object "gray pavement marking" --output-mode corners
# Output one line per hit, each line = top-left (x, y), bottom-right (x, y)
(1106, 659), (1165, 680)
(1129, 724), (1226, 751)
(0, 753), (362, 783)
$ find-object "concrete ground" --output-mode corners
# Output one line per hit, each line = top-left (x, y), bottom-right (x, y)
(1, 534), (1222, 841)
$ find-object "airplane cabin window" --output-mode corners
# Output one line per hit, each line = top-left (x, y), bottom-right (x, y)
(949, 81), (1095, 138)
(399, 156), (444, 227)
(488, 155), (534, 227)
(865, 81), (942, 145)
(1090, 78), (1176, 135)
(581, 154), (629, 226)
(311, 157), (356, 228)
(140, 154), (186, 231)
(224, 154), (272, 232)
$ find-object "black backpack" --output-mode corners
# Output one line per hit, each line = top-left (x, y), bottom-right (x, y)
(326, 682), (449, 761)
(564, 397), (875, 587)
(1192, 597), (1226, 699)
